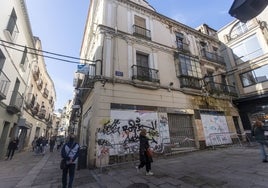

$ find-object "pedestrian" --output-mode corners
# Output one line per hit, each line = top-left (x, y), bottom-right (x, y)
(252, 119), (268, 162)
(49, 137), (55, 152)
(61, 134), (80, 188)
(32, 137), (37, 152)
(6, 138), (18, 160)
(136, 128), (154, 175)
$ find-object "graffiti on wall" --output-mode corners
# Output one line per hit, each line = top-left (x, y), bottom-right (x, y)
(96, 110), (170, 156)
(201, 114), (232, 146)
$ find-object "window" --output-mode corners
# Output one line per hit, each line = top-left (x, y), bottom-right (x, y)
(179, 54), (202, 78)
(135, 15), (146, 28)
(20, 47), (28, 71)
(230, 21), (255, 39)
(133, 15), (151, 39)
(176, 33), (184, 48)
(0, 49), (6, 71)
(240, 64), (268, 87)
(232, 34), (263, 64)
(136, 53), (149, 78)
(132, 52), (159, 82)
(6, 9), (18, 38)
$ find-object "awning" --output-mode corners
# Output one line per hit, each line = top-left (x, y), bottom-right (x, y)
(18, 118), (32, 129)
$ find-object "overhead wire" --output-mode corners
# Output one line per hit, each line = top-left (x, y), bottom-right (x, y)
(0, 39), (98, 64)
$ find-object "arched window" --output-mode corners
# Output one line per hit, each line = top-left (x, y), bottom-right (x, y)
(230, 21), (254, 39)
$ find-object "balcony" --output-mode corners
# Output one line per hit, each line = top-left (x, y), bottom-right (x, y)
(6, 91), (23, 114)
(32, 65), (40, 81)
(38, 108), (46, 119)
(201, 49), (225, 66)
(31, 103), (40, 116)
(25, 93), (35, 109)
(176, 41), (190, 53)
(133, 25), (151, 40)
(206, 81), (238, 97)
(131, 65), (159, 83)
(36, 79), (43, 90)
(0, 71), (10, 100)
(43, 88), (49, 98)
(49, 96), (53, 104)
(179, 75), (202, 89)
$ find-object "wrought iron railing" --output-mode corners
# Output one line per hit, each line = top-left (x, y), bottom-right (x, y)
(131, 65), (159, 83)
(201, 49), (225, 66)
(179, 75), (202, 89)
(206, 82), (238, 97)
(176, 41), (190, 52)
(133, 25), (151, 40)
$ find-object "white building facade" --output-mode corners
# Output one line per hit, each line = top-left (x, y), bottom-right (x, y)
(0, 0), (56, 157)
(74, 0), (243, 167)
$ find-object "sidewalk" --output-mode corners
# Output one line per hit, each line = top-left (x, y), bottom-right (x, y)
(0, 145), (268, 188)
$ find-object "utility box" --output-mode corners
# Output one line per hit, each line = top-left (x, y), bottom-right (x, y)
(78, 146), (87, 170)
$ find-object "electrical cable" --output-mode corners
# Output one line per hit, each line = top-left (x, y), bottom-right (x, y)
(0, 43), (81, 64)
(0, 39), (99, 63)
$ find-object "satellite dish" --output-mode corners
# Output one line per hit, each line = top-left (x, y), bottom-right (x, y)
(229, 0), (268, 22)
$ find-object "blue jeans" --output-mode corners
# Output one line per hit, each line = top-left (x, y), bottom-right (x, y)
(257, 140), (268, 160)
(62, 164), (76, 188)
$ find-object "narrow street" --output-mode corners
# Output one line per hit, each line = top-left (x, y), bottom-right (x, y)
(1, 145), (268, 188)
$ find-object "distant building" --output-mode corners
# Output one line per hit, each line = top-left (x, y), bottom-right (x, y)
(0, 0), (56, 157)
(218, 6), (268, 130)
(72, 0), (242, 167)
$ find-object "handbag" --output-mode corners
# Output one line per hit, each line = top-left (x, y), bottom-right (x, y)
(60, 159), (67, 170)
(146, 148), (153, 157)
(60, 143), (75, 170)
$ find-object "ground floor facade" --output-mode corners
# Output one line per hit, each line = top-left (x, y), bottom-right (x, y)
(0, 102), (53, 159)
(78, 82), (243, 167)
(0, 103), (20, 159)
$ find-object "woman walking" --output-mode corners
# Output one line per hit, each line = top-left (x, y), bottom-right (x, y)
(136, 129), (154, 175)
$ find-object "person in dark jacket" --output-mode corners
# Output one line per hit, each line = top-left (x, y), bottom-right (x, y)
(253, 119), (268, 162)
(6, 138), (18, 160)
(61, 134), (80, 188)
(49, 137), (56, 152)
(136, 129), (154, 175)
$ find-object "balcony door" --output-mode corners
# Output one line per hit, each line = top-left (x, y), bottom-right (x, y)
(136, 53), (150, 81)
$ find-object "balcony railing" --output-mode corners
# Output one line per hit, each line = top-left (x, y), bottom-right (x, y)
(132, 65), (159, 83)
(176, 41), (190, 53)
(133, 25), (151, 40)
(0, 71), (10, 100)
(201, 49), (225, 66)
(37, 79), (43, 90)
(32, 65), (40, 81)
(43, 88), (49, 98)
(25, 93), (35, 109)
(31, 103), (40, 116)
(6, 91), (23, 114)
(179, 75), (202, 89)
(206, 82), (238, 97)
(49, 96), (53, 104)
(38, 108), (46, 119)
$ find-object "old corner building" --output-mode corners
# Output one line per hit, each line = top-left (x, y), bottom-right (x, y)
(72, 0), (247, 167)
